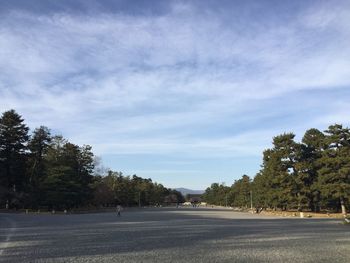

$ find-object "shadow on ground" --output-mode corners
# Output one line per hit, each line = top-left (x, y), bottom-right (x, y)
(1, 208), (349, 263)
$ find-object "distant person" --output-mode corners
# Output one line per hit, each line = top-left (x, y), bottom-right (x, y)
(116, 205), (122, 217)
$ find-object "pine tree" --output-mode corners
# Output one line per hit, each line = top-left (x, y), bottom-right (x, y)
(0, 110), (29, 205)
(259, 133), (298, 210)
(231, 175), (251, 208)
(318, 124), (350, 216)
(252, 171), (269, 209)
(295, 128), (325, 211)
(257, 148), (281, 209)
(28, 126), (51, 206)
(42, 136), (95, 209)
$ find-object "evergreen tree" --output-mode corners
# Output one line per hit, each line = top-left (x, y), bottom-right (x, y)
(294, 128), (325, 211)
(0, 110), (29, 206)
(202, 183), (230, 206)
(27, 126), (51, 206)
(318, 124), (350, 216)
(231, 175), (251, 208)
(252, 171), (269, 209)
(257, 134), (298, 210)
(255, 149), (277, 208)
(76, 145), (95, 202)
(272, 133), (299, 210)
(42, 136), (95, 209)
(91, 170), (182, 207)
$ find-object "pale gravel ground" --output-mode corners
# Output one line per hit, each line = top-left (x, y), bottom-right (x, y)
(0, 208), (349, 263)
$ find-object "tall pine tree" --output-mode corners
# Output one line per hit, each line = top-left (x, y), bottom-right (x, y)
(296, 128), (325, 212)
(266, 133), (298, 210)
(318, 124), (350, 216)
(27, 126), (52, 206)
(0, 110), (29, 205)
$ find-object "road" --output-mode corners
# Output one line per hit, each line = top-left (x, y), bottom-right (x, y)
(0, 208), (349, 262)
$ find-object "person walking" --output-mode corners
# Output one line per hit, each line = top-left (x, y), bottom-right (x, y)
(116, 205), (122, 217)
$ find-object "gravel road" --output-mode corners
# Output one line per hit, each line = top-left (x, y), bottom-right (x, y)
(1, 208), (349, 262)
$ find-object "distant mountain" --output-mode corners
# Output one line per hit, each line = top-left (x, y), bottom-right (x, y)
(174, 188), (205, 196)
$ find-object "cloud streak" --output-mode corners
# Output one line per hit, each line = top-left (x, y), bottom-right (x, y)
(1, 0), (350, 187)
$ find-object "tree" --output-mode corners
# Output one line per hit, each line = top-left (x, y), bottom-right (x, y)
(255, 133), (299, 210)
(91, 175), (115, 207)
(231, 175), (251, 208)
(77, 145), (95, 201)
(202, 183), (230, 206)
(294, 128), (325, 211)
(42, 136), (95, 209)
(318, 124), (350, 216)
(253, 149), (277, 209)
(27, 126), (51, 206)
(0, 110), (29, 206)
(252, 171), (269, 209)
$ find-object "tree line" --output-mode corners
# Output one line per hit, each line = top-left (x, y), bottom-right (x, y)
(203, 125), (350, 215)
(0, 109), (183, 210)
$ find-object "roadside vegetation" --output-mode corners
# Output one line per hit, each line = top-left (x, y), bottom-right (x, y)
(1, 109), (348, 216)
(0, 109), (183, 211)
(203, 128), (350, 216)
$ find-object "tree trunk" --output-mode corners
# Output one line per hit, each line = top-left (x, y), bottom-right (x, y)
(297, 193), (302, 212)
(340, 197), (347, 217)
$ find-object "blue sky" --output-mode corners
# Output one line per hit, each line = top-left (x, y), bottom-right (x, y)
(1, 0), (350, 189)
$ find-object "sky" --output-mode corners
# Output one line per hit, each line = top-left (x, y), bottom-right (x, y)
(1, 0), (350, 189)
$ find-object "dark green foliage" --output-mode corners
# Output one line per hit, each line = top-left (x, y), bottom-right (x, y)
(253, 127), (349, 214)
(202, 183), (230, 206)
(202, 176), (252, 208)
(39, 137), (95, 208)
(0, 109), (183, 210)
(296, 128), (325, 212)
(270, 133), (298, 210)
(317, 125), (350, 215)
(27, 126), (51, 206)
(230, 175), (251, 207)
(251, 172), (268, 208)
(249, 134), (299, 211)
(251, 127), (349, 214)
(0, 110), (29, 205)
(1, 109), (348, 213)
(91, 172), (183, 207)
(204, 127), (349, 215)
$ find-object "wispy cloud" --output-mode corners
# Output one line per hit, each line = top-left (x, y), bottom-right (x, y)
(1, 0), (350, 187)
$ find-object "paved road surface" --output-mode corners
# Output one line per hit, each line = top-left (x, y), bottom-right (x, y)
(1, 208), (349, 262)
